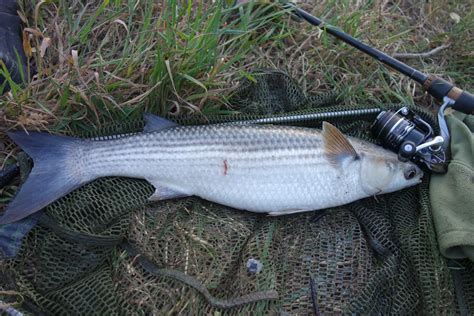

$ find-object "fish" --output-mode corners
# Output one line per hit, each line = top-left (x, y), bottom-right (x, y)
(0, 114), (424, 224)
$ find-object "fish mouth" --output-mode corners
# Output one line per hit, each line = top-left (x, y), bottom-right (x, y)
(418, 172), (425, 181)
(416, 168), (424, 182)
(415, 173), (424, 184)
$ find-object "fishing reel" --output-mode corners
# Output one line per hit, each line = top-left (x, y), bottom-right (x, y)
(372, 99), (453, 173)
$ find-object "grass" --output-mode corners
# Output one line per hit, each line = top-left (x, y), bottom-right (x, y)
(0, 1), (470, 134)
(1, 0), (289, 133)
(0, 0), (473, 312)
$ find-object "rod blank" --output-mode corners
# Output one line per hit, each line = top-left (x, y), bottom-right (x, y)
(283, 2), (474, 114)
(285, 3), (428, 84)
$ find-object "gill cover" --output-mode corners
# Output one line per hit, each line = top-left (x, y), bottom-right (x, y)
(359, 158), (393, 195)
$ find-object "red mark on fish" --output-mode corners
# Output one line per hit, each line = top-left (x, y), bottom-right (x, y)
(223, 159), (229, 175)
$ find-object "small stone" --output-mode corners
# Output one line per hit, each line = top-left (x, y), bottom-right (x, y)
(246, 258), (263, 274)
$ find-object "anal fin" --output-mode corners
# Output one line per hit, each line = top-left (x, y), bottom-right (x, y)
(149, 184), (189, 201)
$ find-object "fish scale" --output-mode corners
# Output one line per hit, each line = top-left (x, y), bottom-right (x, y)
(83, 124), (390, 213)
(0, 115), (423, 224)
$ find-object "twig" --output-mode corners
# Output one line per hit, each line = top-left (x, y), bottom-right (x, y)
(393, 44), (451, 59)
(121, 241), (279, 309)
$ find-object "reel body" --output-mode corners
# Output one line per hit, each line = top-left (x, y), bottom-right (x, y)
(372, 107), (448, 173)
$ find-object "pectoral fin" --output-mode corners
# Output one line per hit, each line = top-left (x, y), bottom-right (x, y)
(322, 121), (359, 167)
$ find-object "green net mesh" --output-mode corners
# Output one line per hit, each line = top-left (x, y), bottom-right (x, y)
(2, 70), (474, 315)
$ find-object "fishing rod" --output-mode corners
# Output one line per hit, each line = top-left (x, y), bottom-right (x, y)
(224, 1), (473, 172)
(283, 2), (474, 115)
(275, 1), (474, 172)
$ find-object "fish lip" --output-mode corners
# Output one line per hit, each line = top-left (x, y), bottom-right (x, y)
(416, 168), (425, 182)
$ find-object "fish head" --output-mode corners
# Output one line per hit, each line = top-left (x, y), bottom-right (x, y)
(359, 152), (424, 195)
(321, 121), (424, 196)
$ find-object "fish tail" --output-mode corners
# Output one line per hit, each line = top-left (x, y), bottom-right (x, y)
(0, 131), (90, 224)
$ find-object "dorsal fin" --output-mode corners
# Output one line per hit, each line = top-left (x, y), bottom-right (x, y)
(143, 113), (179, 133)
(322, 121), (359, 167)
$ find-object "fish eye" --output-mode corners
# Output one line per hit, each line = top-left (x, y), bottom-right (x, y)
(404, 167), (417, 180)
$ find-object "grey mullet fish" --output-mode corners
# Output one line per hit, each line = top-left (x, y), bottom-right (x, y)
(0, 114), (423, 224)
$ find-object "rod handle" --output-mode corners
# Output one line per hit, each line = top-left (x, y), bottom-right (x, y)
(449, 89), (474, 115)
(424, 76), (474, 115)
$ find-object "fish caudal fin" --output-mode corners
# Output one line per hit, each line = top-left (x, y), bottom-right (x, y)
(0, 131), (89, 224)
